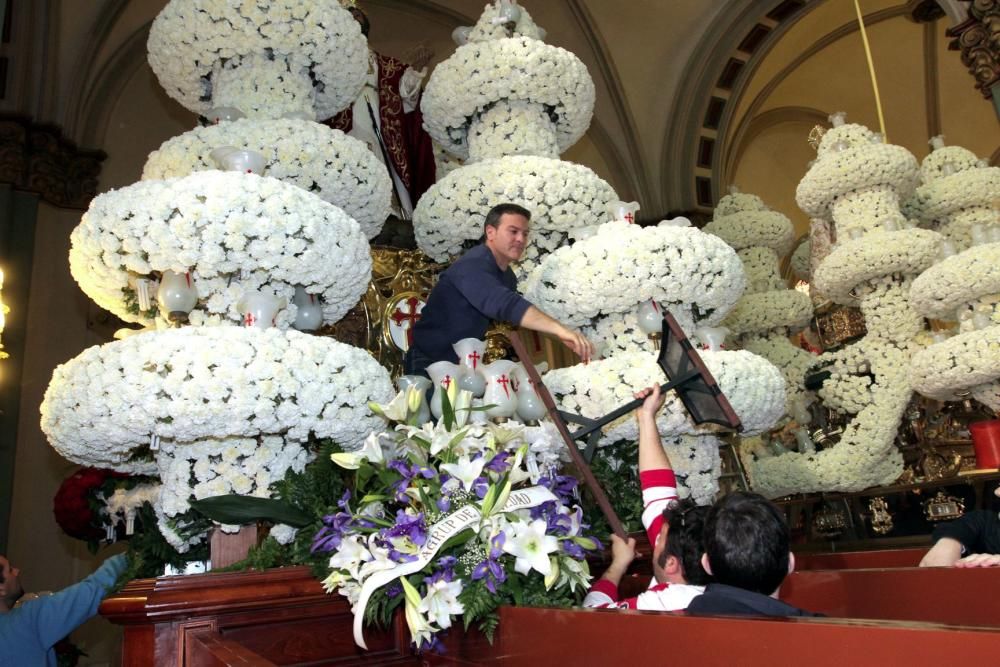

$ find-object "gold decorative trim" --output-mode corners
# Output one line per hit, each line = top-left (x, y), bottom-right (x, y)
(0, 114), (106, 209)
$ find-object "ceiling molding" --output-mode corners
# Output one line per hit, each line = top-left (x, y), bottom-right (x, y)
(659, 0), (795, 212)
(726, 105), (829, 182)
(564, 0), (648, 207)
(718, 5), (909, 192)
(76, 21), (154, 148)
(64, 0), (130, 140)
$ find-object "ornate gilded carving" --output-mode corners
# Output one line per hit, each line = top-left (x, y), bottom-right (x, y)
(947, 0), (1000, 99)
(922, 490), (965, 521)
(812, 306), (867, 349)
(867, 497), (894, 535)
(0, 115), (105, 209)
(320, 246), (443, 378)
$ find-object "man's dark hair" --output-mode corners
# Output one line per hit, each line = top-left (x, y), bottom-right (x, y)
(703, 491), (789, 595)
(349, 7), (370, 37)
(657, 500), (712, 586)
(484, 203), (531, 232)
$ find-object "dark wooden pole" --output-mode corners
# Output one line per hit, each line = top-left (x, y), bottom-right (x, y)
(507, 332), (626, 539)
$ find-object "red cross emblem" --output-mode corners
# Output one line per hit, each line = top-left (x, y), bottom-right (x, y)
(390, 296), (424, 348)
(467, 350), (481, 369)
(497, 374), (511, 399)
(243, 312), (256, 327)
(624, 211), (635, 223)
(442, 375), (452, 389)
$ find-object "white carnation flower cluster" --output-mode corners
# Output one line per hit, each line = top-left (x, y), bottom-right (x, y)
(790, 238), (812, 281)
(143, 119), (392, 239)
(467, 100), (560, 161)
(147, 0), (367, 120)
(156, 434), (313, 550)
(40, 327), (394, 475)
(664, 435), (722, 506)
(812, 228), (941, 305)
(466, 2), (547, 42)
(413, 155), (617, 269)
(749, 117), (931, 496)
(796, 122), (920, 229)
(420, 37), (594, 160)
(906, 145), (999, 247)
(906, 141), (1000, 410)
(69, 171), (371, 328)
(910, 244), (1000, 319)
(522, 221), (745, 332)
(910, 326), (1000, 409)
(701, 192), (814, 422)
(543, 349), (785, 446)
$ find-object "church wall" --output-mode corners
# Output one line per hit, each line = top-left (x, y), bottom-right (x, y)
(723, 2), (999, 241)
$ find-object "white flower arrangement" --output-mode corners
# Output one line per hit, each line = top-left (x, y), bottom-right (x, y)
(663, 435), (722, 506)
(908, 154), (999, 229)
(582, 309), (694, 358)
(522, 221), (746, 330)
(748, 383), (910, 498)
(740, 334), (817, 417)
(738, 247), (787, 294)
(704, 210), (794, 255)
(790, 238), (812, 281)
(39, 327), (394, 474)
(544, 349), (786, 445)
(723, 290), (813, 336)
(412, 155), (617, 266)
(147, 0), (367, 120)
(910, 243), (1000, 319)
(142, 119), (391, 239)
(909, 325), (1000, 408)
(69, 171), (372, 329)
(420, 37), (594, 160)
(812, 229), (941, 304)
(155, 434), (313, 551)
(796, 122), (919, 222)
(466, 2), (547, 43)
(467, 100), (560, 162)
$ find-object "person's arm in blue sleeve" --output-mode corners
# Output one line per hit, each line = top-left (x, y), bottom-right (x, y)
(451, 269), (594, 362)
(32, 554), (128, 648)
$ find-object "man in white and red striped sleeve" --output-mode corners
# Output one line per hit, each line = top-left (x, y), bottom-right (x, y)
(583, 385), (711, 611)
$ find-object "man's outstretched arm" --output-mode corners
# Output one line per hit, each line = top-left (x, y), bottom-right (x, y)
(518, 305), (594, 363)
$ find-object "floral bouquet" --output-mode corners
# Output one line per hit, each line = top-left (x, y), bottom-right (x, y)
(53, 467), (129, 545)
(315, 386), (602, 651)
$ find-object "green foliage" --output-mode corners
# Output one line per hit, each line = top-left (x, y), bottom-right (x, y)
(364, 585), (404, 629)
(457, 577), (501, 642)
(115, 504), (210, 588)
(582, 440), (643, 537)
(189, 495), (311, 527)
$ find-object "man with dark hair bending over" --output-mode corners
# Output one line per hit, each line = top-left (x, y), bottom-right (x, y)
(687, 491), (820, 617)
(583, 385), (711, 610)
(404, 203), (594, 376)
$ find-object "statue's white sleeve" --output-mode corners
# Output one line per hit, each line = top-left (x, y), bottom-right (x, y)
(399, 67), (427, 113)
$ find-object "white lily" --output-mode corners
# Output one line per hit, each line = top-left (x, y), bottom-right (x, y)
(453, 389), (473, 428)
(400, 577), (439, 648)
(487, 422), (524, 448)
(328, 534), (372, 580)
(502, 519), (559, 576)
(440, 455), (486, 492)
(418, 578), (465, 629)
(329, 431), (386, 469)
(369, 390), (411, 422)
(357, 535), (398, 582)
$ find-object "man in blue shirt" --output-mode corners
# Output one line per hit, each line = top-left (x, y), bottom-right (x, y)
(0, 551), (127, 666)
(404, 203), (593, 375)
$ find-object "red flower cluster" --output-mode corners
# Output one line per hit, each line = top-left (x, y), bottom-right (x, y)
(52, 467), (126, 541)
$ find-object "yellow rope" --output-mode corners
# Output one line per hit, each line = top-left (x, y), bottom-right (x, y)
(853, 0), (887, 141)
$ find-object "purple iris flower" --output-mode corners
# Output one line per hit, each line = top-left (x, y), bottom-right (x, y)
(427, 556), (457, 585)
(385, 582), (402, 598)
(562, 539), (586, 559)
(311, 510), (354, 553)
(436, 496), (452, 513)
(337, 489), (351, 510)
(471, 532), (507, 593)
(383, 510), (428, 547)
(472, 476), (490, 499)
(539, 472), (578, 502)
(485, 451), (510, 474)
